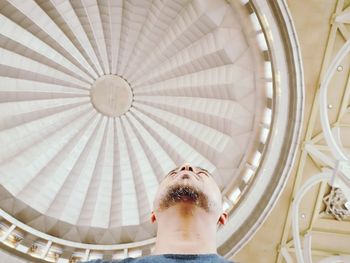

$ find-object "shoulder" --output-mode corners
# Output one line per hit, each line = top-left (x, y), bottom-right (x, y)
(79, 258), (135, 263)
(79, 255), (235, 263)
(216, 255), (236, 263)
(135, 254), (235, 262)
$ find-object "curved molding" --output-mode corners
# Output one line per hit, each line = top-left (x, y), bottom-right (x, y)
(0, 209), (155, 251)
(218, 0), (304, 257)
(319, 37), (350, 161)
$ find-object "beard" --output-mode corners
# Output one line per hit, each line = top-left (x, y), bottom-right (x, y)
(158, 184), (209, 212)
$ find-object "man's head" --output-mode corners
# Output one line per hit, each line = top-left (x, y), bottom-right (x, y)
(151, 163), (228, 225)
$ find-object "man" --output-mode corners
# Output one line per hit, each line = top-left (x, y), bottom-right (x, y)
(82, 163), (233, 262)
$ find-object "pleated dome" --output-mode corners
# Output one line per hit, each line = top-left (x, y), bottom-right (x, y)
(0, 0), (303, 261)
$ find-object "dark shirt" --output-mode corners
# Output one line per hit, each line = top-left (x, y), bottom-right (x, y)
(81, 254), (234, 263)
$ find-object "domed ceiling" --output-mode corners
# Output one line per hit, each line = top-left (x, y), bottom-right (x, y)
(0, 0), (303, 262)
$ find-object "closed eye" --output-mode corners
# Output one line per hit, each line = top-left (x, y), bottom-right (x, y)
(169, 171), (177, 176)
(166, 167), (179, 177)
(196, 167), (210, 177)
(198, 171), (209, 177)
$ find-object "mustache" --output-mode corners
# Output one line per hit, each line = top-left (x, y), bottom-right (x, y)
(158, 184), (209, 212)
(169, 185), (199, 201)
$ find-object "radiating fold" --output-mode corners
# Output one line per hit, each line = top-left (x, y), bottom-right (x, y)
(0, 0), (264, 246)
(0, 14), (93, 83)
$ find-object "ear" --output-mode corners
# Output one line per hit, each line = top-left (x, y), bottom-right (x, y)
(218, 212), (228, 225)
(151, 211), (157, 223)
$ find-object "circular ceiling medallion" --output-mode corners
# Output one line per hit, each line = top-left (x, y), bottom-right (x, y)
(90, 75), (133, 117)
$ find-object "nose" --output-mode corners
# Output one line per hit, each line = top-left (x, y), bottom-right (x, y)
(179, 163), (194, 172)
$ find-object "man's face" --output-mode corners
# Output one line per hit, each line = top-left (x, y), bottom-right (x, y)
(153, 164), (223, 215)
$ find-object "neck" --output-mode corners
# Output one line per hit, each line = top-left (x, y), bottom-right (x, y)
(153, 204), (217, 255)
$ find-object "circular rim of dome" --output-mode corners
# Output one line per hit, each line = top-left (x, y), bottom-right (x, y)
(0, 0), (266, 247)
(217, 0), (304, 257)
(0, 0), (304, 261)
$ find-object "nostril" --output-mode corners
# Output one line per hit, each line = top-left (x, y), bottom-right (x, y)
(180, 164), (193, 171)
